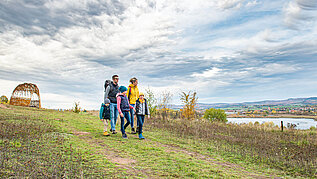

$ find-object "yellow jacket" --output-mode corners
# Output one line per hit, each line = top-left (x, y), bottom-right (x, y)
(127, 84), (139, 104)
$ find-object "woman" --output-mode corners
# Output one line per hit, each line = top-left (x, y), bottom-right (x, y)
(127, 77), (139, 134)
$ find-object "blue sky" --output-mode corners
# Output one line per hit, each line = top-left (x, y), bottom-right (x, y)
(0, 0), (317, 109)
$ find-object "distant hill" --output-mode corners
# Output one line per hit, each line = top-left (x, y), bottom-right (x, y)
(171, 97), (317, 110)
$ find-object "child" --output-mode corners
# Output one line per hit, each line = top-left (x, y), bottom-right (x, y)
(117, 86), (135, 139)
(135, 92), (150, 139)
(100, 98), (111, 136)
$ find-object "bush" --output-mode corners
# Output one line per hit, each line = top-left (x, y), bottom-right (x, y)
(203, 108), (227, 122)
(0, 95), (8, 103)
(73, 101), (81, 113)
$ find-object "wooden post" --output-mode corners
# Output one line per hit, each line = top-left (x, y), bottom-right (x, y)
(281, 121), (283, 132)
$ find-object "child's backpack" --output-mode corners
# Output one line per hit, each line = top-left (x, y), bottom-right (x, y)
(99, 103), (105, 120)
(99, 103), (111, 120)
(104, 80), (111, 91)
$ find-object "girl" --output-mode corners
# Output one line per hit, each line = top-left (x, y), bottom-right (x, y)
(117, 86), (135, 139)
(135, 92), (150, 139)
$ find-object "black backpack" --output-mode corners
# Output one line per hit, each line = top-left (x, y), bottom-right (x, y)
(104, 80), (111, 91)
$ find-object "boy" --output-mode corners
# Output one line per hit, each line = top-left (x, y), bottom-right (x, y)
(100, 98), (111, 136)
(135, 92), (150, 139)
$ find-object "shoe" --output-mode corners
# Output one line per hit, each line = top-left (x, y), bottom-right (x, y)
(122, 133), (128, 139)
(112, 130), (117, 134)
(139, 133), (145, 140)
(103, 131), (110, 136)
(110, 129), (113, 132)
(131, 128), (136, 134)
(136, 127), (139, 133)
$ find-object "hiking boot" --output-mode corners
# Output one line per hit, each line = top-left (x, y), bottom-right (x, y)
(112, 130), (117, 134)
(131, 128), (136, 134)
(103, 131), (110, 136)
(136, 127), (139, 133)
(139, 133), (145, 140)
(110, 129), (113, 132)
(122, 133), (128, 139)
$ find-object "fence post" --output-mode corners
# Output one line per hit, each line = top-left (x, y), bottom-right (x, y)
(281, 121), (283, 132)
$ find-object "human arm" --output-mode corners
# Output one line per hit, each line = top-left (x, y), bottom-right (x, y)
(104, 86), (110, 103)
(117, 96), (123, 117)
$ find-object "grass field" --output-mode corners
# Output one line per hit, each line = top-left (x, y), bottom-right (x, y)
(0, 104), (316, 178)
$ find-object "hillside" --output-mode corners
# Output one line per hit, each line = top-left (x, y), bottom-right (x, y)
(0, 104), (316, 178)
(171, 97), (317, 110)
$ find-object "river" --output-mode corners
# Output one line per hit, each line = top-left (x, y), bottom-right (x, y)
(227, 118), (317, 130)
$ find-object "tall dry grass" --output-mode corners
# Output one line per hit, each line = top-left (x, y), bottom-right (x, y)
(147, 117), (317, 177)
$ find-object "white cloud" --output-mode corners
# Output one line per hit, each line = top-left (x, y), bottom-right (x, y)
(192, 67), (221, 78)
(283, 0), (317, 29)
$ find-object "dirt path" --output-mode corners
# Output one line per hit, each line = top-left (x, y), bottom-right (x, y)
(77, 131), (278, 179)
(78, 135), (153, 178)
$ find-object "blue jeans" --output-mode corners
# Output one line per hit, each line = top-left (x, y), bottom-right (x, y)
(120, 111), (131, 134)
(137, 115), (145, 134)
(110, 103), (119, 131)
(130, 104), (135, 129)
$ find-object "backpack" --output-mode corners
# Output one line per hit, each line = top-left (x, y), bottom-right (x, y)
(99, 103), (105, 120)
(104, 80), (111, 92)
(99, 103), (110, 120)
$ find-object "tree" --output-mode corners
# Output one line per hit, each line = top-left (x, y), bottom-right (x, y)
(145, 87), (157, 117)
(158, 91), (172, 120)
(73, 101), (81, 113)
(180, 91), (198, 120)
(204, 108), (227, 122)
(0, 95), (8, 103)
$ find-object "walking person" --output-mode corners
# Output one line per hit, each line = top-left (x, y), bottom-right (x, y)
(117, 86), (135, 139)
(104, 75), (120, 134)
(99, 98), (111, 136)
(135, 93), (150, 139)
(127, 77), (139, 134)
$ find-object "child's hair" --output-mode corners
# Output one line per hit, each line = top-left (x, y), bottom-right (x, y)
(129, 77), (137, 84)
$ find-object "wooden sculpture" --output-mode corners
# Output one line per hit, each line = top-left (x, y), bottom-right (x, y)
(9, 83), (41, 108)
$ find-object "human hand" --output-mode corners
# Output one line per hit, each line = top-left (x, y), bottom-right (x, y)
(120, 113), (124, 117)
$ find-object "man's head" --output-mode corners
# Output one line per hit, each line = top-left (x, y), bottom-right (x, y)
(112, 75), (119, 85)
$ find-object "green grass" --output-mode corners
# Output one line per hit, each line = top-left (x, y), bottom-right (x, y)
(0, 105), (316, 178)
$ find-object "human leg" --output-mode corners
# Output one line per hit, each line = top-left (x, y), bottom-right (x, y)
(110, 103), (116, 131)
(130, 104), (136, 133)
(113, 104), (119, 127)
(103, 119), (110, 136)
(123, 111), (131, 130)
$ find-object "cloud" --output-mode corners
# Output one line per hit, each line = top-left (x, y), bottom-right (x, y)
(283, 0), (317, 29)
(0, 0), (317, 109)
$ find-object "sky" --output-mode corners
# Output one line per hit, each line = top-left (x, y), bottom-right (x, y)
(0, 0), (317, 109)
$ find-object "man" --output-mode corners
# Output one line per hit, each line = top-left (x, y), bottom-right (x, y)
(104, 75), (120, 134)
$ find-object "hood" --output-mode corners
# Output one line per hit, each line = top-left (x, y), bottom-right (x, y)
(116, 93), (125, 97)
(129, 84), (136, 88)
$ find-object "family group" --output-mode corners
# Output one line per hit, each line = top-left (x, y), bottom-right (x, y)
(99, 75), (150, 139)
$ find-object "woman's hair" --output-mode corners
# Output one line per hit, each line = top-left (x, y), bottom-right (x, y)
(130, 77), (138, 84)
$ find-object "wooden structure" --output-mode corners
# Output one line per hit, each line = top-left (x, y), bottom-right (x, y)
(9, 83), (41, 108)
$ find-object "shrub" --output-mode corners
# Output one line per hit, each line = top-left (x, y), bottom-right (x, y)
(73, 101), (81, 113)
(203, 108), (227, 122)
(180, 91), (198, 120)
(0, 95), (8, 103)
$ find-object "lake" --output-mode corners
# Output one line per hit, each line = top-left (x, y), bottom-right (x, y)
(227, 118), (317, 130)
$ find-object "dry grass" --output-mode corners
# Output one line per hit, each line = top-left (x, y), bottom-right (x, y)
(148, 117), (317, 177)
